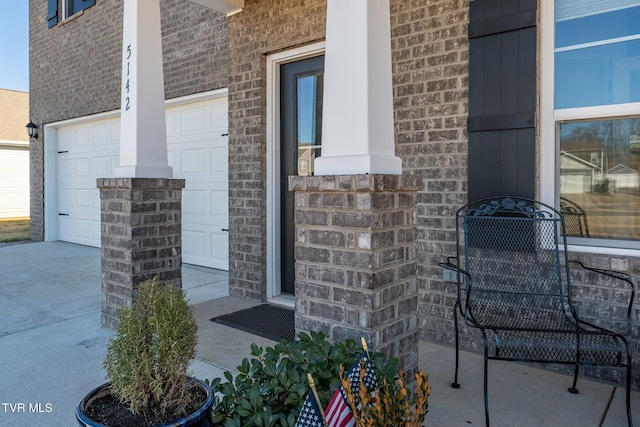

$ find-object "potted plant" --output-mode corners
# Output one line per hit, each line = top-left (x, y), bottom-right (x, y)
(76, 277), (214, 427)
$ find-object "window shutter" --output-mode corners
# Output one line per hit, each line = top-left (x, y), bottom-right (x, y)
(467, 0), (537, 201)
(47, 0), (58, 28)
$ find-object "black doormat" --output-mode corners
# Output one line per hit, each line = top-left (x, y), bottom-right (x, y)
(210, 304), (295, 342)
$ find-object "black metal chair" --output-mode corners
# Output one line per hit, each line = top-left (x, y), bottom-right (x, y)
(440, 196), (635, 427)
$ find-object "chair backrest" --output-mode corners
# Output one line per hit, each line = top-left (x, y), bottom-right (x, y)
(456, 197), (572, 330)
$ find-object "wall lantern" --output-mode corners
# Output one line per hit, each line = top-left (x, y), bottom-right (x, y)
(26, 121), (38, 139)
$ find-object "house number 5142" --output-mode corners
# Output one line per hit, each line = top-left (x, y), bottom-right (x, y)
(125, 44), (132, 111)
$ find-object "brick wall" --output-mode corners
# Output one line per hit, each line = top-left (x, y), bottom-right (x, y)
(29, 0), (228, 240)
(389, 0), (470, 347)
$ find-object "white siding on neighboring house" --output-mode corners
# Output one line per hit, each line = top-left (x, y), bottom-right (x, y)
(0, 143), (30, 219)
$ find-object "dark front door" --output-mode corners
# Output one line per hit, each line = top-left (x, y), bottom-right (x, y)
(280, 55), (325, 295)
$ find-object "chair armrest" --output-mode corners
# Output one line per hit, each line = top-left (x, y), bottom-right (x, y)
(438, 256), (469, 277)
(569, 260), (636, 335)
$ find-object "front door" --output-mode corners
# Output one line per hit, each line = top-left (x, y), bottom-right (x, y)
(280, 55), (325, 295)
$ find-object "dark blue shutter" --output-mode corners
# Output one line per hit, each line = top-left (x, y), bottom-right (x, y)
(47, 0), (58, 28)
(467, 0), (537, 201)
(72, 0), (96, 15)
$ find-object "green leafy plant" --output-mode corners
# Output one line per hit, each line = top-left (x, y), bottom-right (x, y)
(104, 277), (199, 422)
(341, 362), (431, 427)
(207, 332), (399, 427)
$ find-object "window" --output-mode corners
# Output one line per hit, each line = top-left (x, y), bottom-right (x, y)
(547, 0), (640, 249)
(64, 0), (96, 19)
(48, 0), (96, 28)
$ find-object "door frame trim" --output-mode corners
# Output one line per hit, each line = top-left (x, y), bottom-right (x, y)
(265, 41), (325, 305)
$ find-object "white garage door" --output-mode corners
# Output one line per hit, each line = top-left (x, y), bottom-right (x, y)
(56, 96), (229, 270)
(0, 146), (30, 219)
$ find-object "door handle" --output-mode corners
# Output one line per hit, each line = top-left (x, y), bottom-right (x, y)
(221, 228), (229, 232)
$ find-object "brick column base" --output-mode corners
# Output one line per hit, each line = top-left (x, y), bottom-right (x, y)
(97, 178), (186, 329)
(290, 174), (422, 376)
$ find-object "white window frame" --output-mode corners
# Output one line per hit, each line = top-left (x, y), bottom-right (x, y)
(265, 41), (325, 306)
(540, 1), (640, 256)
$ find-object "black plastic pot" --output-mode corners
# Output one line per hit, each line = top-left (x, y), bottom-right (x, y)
(76, 378), (214, 427)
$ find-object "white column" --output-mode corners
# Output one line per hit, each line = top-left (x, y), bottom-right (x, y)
(114, 0), (172, 178)
(314, 0), (402, 176)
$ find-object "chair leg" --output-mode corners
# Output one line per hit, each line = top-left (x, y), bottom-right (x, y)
(451, 301), (461, 389)
(483, 333), (490, 427)
(568, 364), (579, 394)
(625, 341), (633, 427)
(626, 362), (633, 427)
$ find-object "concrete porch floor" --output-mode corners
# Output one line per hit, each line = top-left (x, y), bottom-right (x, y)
(0, 241), (637, 426)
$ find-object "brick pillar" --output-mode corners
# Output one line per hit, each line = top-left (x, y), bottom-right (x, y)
(97, 178), (185, 329)
(290, 174), (422, 376)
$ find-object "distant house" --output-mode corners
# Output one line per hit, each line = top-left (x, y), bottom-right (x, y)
(0, 89), (29, 219)
(560, 150), (601, 194)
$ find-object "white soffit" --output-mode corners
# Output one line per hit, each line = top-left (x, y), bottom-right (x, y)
(188, 0), (243, 16)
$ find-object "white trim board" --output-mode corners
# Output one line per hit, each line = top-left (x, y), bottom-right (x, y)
(265, 41), (325, 305)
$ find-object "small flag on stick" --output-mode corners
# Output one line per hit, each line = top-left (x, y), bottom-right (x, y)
(324, 340), (378, 427)
(295, 374), (328, 427)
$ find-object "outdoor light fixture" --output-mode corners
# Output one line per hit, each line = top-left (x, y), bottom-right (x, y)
(26, 121), (38, 139)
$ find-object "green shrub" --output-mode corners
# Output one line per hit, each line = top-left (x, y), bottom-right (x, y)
(104, 278), (199, 422)
(207, 331), (399, 427)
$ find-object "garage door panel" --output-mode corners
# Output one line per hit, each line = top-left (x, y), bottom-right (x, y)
(76, 219), (92, 241)
(211, 104), (228, 131)
(75, 128), (91, 148)
(92, 188), (101, 210)
(56, 96), (229, 268)
(166, 111), (177, 136)
(181, 149), (208, 175)
(211, 234), (229, 270)
(181, 108), (207, 135)
(183, 190), (206, 215)
(183, 229), (207, 256)
(59, 157), (74, 177)
(76, 158), (91, 176)
(76, 189), (91, 207)
(93, 156), (110, 176)
(212, 147), (228, 171)
(211, 191), (228, 216)
(93, 125), (109, 146)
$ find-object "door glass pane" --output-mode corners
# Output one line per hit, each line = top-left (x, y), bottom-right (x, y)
(559, 117), (640, 241)
(297, 74), (323, 176)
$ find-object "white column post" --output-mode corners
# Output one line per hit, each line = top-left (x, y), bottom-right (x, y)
(114, 0), (172, 178)
(314, 0), (402, 176)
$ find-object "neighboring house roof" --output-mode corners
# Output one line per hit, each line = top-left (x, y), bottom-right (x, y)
(0, 88), (29, 147)
(608, 164), (637, 174)
(559, 150), (600, 171)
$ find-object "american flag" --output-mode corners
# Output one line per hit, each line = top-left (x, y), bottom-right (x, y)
(295, 389), (326, 427)
(324, 351), (378, 427)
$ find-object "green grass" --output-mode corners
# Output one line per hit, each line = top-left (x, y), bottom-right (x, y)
(0, 219), (30, 243)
